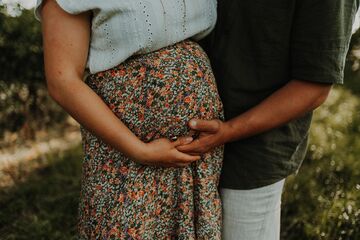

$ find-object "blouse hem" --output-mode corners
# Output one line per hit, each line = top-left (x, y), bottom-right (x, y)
(34, 0), (77, 21)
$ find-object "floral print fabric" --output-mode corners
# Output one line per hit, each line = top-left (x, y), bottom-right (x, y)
(78, 40), (224, 239)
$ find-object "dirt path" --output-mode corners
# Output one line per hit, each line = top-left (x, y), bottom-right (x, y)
(0, 124), (82, 187)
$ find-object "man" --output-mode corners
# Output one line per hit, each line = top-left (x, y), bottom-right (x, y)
(177, 0), (360, 239)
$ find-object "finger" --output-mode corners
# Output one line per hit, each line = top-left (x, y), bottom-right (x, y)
(176, 140), (203, 153)
(186, 155), (201, 162)
(171, 136), (193, 147)
(174, 151), (201, 162)
(189, 119), (220, 133)
(179, 151), (201, 156)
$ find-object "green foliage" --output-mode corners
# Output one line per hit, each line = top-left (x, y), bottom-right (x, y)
(0, 81), (66, 140)
(282, 87), (360, 240)
(0, 146), (83, 240)
(0, 9), (67, 139)
(0, 8), (43, 84)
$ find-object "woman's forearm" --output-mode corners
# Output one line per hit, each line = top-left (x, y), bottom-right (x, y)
(41, 1), (144, 160)
(48, 76), (146, 160)
(41, 1), (146, 161)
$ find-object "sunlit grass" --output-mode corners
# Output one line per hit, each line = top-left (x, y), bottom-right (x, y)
(282, 87), (360, 240)
(0, 146), (83, 240)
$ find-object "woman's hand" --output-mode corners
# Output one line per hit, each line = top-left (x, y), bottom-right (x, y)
(134, 137), (201, 167)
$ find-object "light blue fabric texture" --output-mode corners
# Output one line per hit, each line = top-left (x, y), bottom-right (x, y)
(220, 179), (286, 240)
(34, 0), (217, 75)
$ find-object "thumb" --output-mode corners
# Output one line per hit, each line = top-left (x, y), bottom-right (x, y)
(172, 136), (194, 147)
(189, 119), (220, 133)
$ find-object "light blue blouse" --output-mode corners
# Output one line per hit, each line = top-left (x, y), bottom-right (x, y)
(35, 0), (217, 75)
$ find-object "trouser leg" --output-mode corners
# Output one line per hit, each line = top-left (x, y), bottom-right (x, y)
(220, 179), (285, 240)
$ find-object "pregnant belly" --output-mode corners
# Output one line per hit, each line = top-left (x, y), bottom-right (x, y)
(85, 40), (224, 142)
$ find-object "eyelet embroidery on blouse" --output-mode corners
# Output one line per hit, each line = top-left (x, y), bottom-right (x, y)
(159, 0), (168, 44)
(182, 0), (187, 36)
(45, 0), (217, 74)
(139, 1), (153, 52)
(174, 0), (187, 38)
(103, 20), (114, 64)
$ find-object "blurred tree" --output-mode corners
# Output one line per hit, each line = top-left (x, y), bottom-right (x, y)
(0, 7), (66, 141)
(0, 6), (43, 84)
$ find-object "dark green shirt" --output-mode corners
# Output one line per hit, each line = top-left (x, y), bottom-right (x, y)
(200, 0), (359, 189)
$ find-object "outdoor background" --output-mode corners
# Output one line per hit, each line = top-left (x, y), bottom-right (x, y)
(0, 1), (359, 240)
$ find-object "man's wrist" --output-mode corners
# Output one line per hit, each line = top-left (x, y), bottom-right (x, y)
(222, 113), (253, 143)
(222, 120), (238, 143)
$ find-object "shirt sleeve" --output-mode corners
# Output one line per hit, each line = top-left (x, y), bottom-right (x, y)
(34, 0), (99, 21)
(290, 0), (359, 84)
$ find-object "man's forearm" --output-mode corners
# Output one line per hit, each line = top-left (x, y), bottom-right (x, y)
(224, 79), (332, 142)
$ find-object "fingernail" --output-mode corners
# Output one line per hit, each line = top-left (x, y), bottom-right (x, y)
(190, 120), (197, 127)
(185, 137), (193, 143)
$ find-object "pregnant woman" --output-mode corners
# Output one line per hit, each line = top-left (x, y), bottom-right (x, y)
(35, 0), (224, 238)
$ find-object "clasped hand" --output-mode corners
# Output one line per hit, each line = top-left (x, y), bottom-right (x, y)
(176, 119), (228, 155)
(134, 119), (228, 168)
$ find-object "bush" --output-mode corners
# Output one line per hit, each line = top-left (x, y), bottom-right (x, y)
(282, 87), (360, 240)
(0, 8), (67, 141)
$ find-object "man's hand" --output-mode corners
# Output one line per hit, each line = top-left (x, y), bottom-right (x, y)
(176, 119), (230, 155)
(178, 80), (332, 156)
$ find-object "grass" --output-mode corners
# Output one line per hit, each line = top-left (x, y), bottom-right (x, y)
(0, 146), (83, 240)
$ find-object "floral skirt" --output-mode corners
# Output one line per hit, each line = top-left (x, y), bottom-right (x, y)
(78, 40), (224, 239)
